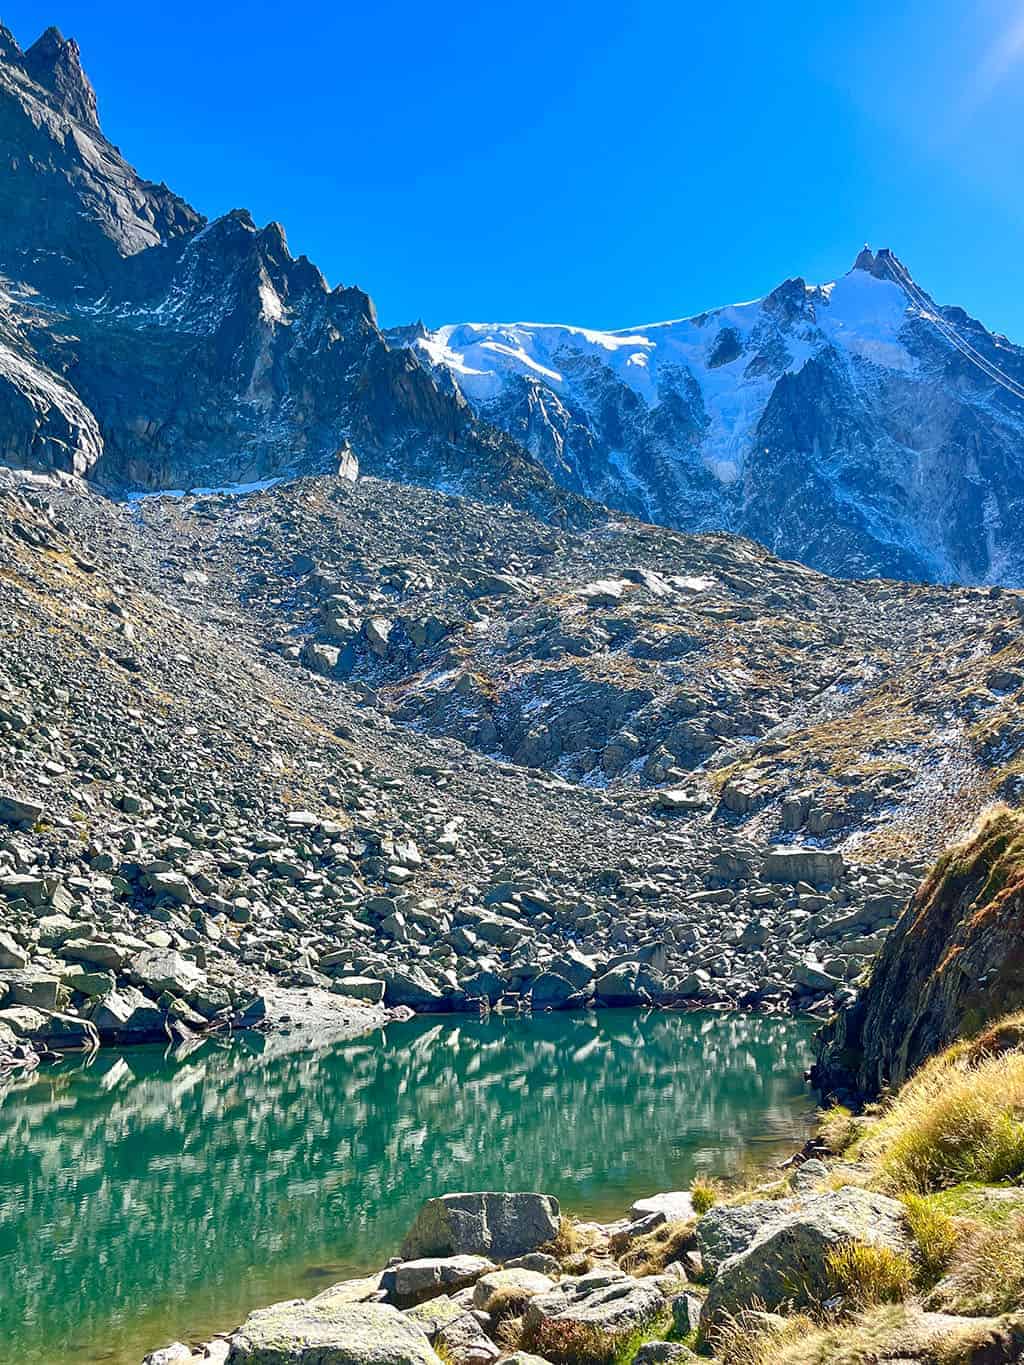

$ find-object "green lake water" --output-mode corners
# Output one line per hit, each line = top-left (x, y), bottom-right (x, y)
(0, 1009), (814, 1365)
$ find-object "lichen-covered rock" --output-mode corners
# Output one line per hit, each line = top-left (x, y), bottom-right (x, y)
(400, 1192), (559, 1263)
(695, 1199), (785, 1277)
(702, 1186), (910, 1327)
(226, 1299), (441, 1364)
(471, 1267), (555, 1312)
(522, 1267), (667, 1336)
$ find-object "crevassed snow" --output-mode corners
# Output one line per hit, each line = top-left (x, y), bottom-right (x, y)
(416, 265), (917, 485)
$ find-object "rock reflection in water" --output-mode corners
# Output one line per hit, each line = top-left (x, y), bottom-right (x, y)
(0, 1009), (813, 1365)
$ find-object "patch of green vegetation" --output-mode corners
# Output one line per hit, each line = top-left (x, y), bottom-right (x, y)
(524, 1310), (675, 1365)
(690, 1175), (719, 1216)
(927, 1180), (1024, 1225)
(899, 1193), (959, 1285)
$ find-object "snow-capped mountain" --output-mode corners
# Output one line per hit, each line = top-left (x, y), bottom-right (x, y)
(407, 250), (1024, 583)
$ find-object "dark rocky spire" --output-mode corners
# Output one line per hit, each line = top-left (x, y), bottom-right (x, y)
(23, 26), (99, 129)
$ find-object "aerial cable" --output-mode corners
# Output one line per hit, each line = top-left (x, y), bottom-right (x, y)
(878, 254), (1024, 405)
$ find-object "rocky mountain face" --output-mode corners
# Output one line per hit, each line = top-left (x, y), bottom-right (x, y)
(0, 28), (580, 523)
(815, 806), (1024, 1099)
(410, 250), (1024, 585)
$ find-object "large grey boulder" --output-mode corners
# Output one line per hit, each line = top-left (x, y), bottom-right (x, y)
(522, 1267), (667, 1336)
(0, 794), (43, 827)
(60, 938), (128, 971)
(702, 1187), (910, 1326)
(226, 1299), (442, 1364)
(634, 1347), (697, 1364)
(472, 1267), (555, 1312)
(0, 969), (60, 1010)
(696, 1198), (785, 1276)
(331, 977), (386, 1005)
(629, 1192), (695, 1224)
(146, 870), (196, 905)
(529, 972), (577, 1008)
(401, 1192), (559, 1263)
(594, 961), (642, 1005)
(762, 847), (844, 885)
(0, 931), (28, 969)
(88, 986), (166, 1043)
(381, 966), (446, 1011)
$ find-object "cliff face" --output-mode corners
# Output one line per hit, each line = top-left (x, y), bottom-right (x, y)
(0, 26), (585, 525)
(815, 807), (1024, 1098)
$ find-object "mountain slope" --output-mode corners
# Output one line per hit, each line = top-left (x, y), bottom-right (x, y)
(409, 250), (1024, 584)
(0, 26), (585, 525)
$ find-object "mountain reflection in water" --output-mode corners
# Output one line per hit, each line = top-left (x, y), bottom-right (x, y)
(0, 1008), (814, 1365)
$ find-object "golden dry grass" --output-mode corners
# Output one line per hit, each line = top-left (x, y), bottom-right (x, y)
(823, 1241), (915, 1308)
(617, 1217), (695, 1276)
(858, 1044), (1024, 1194)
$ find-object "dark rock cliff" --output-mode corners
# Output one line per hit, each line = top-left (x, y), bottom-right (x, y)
(815, 806), (1024, 1100)
(0, 25), (589, 526)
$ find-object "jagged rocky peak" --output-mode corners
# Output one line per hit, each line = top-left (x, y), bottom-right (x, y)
(0, 23), (204, 296)
(852, 244), (908, 283)
(22, 25), (99, 128)
(0, 23), (21, 62)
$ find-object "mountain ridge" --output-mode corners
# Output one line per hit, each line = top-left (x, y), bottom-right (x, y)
(2, 25), (1024, 585)
(0, 24), (588, 528)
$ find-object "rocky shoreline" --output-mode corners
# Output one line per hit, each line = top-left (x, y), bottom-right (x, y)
(135, 1163), (1024, 1365)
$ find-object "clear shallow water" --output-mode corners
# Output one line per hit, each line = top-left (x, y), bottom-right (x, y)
(0, 1009), (814, 1365)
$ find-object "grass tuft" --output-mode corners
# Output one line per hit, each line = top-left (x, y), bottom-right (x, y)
(899, 1192), (958, 1285)
(823, 1240), (915, 1309)
(618, 1218), (695, 1276)
(817, 1104), (861, 1156)
(690, 1175), (719, 1215)
(925, 1212), (1024, 1317)
(859, 1046), (1024, 1193)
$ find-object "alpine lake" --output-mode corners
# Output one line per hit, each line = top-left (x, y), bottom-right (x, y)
(0, 1009), (816, 1365)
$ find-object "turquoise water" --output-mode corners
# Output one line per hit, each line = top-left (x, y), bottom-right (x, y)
(0, 1009), (814, 1365)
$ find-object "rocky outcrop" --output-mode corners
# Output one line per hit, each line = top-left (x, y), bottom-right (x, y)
(815, 807), (1024, 1098)
(225, 1299), (441, 1364)
(701, 1186), (911, 1326)
(521, 1266), (668, 1338)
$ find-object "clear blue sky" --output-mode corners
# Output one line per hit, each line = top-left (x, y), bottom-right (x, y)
(6, 0), (1024, 334)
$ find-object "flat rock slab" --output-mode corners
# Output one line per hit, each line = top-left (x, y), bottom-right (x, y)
(629, 1192), (695, 1224)
(381, 1255), (495, 1306)
(401, 1192), (559, 1263)
(226, 1299), (442, 1364)
(472, 1267), (555, 1312)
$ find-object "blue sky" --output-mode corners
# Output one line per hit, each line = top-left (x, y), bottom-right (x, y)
(6, 0), (1024, 334)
